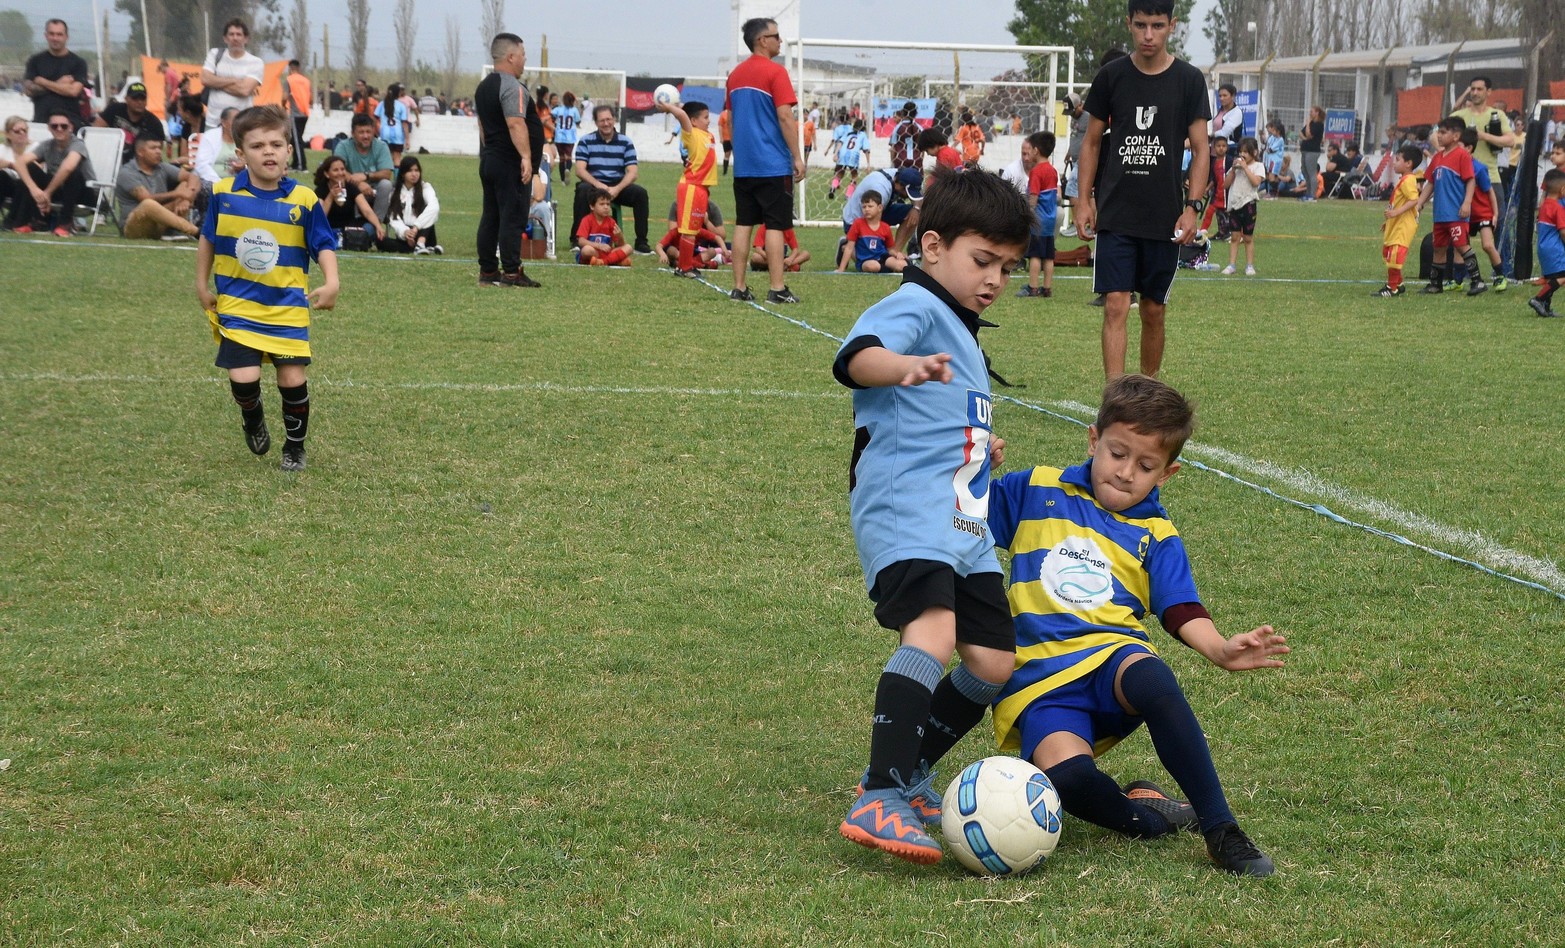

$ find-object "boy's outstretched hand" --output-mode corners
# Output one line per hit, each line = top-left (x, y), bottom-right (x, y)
(899, 352), (953, 386)
(1215, 625), (1289, 671)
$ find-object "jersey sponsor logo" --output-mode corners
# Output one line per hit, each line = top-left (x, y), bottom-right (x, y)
(1039, 536), (1115, 610)
(237, 228), (280, 274)
(953, 391), (994, 520)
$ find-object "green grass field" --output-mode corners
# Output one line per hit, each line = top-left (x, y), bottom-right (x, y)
(3, 155), (1565, 944)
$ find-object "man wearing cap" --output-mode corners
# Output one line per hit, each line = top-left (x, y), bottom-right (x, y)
(838, 166), (923, 258)
(96, 82), (166, 146)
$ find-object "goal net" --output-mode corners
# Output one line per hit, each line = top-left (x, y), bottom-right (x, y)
(786, 39), (1077, 227)
(479, 65), (628, 113)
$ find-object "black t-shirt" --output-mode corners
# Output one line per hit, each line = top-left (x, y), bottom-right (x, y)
(1301, 120), (1324, 152)
(1083, 55), (1210, 240)
(100, 102), (166, 146)
(24, 49), (91, 124)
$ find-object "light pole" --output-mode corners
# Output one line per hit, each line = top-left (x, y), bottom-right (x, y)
(1247, 21), (1257, 61)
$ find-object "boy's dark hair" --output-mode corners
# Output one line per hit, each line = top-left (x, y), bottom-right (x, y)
(917, 167), (1030, 252)
(1438, 116), (1466, 133)
(133, 131), (162, 149)
(1027, 130), (1055, 156)
(232, 105), (290, 149)
(563, 91), (576, 107)
(350, 111), (376, 129)
(1397, 145), (1423, 166)
(684, 101), (709, 120)
(589, 187), (613, 205)
(1544, 169), (1565, 193)
(222, 17), (249, 35)
(1213, 134), (1228, 147)
(860, 189), (883, 206)
(915, 127), (948, 150)
(1096, 373), (1195, 462)
(288, 59), (300, 69)
(1127, 0), (1175, 17)
(742, 17), (774, 51)
(1459, 126), (1478, 149)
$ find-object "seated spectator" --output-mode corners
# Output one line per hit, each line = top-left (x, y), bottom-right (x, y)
(528, 145), (556, 257)
(4, 109), (93, 234)
(333, 111), (394, 220)
(1274, 156), (1307, 198)
(1339, 142), (1374, 195)
(836, 190), (906, 273)
(839, 166), (923, 253)
(114, 132), (200, 239)
(95, 81), (164, 147)
(574, 187), (631, 266)
(194, 106), (243, 185)
(379, 154), (440, 253)
(665, 198), (725, 243)
(748, 222), (809, 271)
(315, 153), (384, 248)
(1321, 141), (1360, 197)
(0, 115), (33, 220)
(657, 223), (727, 269)
(572, 105), (651, 254)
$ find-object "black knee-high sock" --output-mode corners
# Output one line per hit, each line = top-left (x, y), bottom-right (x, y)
(1461, 247), (1484, 284)
(918, 663), (1004, 769)
(1044, 754), (1172, 838)
(1541, 280), (1561, 305)
(278, 382), (309, 445)
(1119, 657), (1235, 833)
(230, 379), (264, 428)
(864, 645), (944, 792)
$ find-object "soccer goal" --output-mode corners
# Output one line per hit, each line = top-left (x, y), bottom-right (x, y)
(478, 64), (627, 112)
(1508, 101), (1565, 281)
(786, 38), (1076, 227)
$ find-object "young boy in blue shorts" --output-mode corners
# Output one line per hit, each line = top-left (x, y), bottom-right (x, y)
(834, 168), (1032, 865)
(196, 105), (339, 472)
(987, 374), (1288, 876)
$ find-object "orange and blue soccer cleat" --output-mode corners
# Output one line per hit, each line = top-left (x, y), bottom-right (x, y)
(1123, 779), (1199, 833)
(840, 788), (942, 865)
(858, 763), (942, 826)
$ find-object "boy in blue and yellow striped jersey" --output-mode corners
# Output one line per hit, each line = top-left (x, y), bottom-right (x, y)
(987, 374), (1288, 877)
(196, 105), (338, 472)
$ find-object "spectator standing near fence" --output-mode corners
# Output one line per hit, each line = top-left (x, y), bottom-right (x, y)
(1299, 105), (1324, 202)
(285, 61), (311, 171)
(200, 19), (263, 130)
(726, 17), (806, 305)
(474, 32), (541, 289)
(1075, 0), (1209, 380)
(22, 19), (89, 128)
(1449, 76), (1516, 228)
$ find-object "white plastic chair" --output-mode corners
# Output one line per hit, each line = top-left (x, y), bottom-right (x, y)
(76, 125), (126, 235)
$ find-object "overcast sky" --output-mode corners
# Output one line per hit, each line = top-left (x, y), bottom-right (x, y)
(10, 0), (1217, 76)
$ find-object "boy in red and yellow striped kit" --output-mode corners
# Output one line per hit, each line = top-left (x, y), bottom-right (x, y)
(657, 97), (717, 276)
(1376, 146), (1423, 297)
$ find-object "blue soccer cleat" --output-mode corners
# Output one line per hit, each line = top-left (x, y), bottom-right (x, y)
(840, 788), (943, 865)
(858, 762), (942, 826)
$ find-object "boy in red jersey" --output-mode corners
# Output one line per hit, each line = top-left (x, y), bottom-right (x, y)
(657, 96), (718, 276)
(915, 128), (963, 176)
(657, 223), (727, 268)
(1530, 170), (1565, 317)
(749, 223), (810, 271)
(1460, 126), (1507, 290)
(837, 190), (906, 273)
(575, 189), (631, 265)
(1414, 117), (1486, 295)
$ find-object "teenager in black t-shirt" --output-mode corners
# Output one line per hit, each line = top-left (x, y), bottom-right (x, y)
(1076, 0), (1210, 380)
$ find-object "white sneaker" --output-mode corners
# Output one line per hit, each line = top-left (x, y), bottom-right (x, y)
(1245, 266), (1256, 276)
(1060, 224), (1077, 237)
(1221, 265), (1236, 275)
(414, 245), (431, 255)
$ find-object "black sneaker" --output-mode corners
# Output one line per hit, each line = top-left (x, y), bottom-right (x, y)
(280, 443), (306, 472)
(674, 268), (700, 279)
(1529, 297), (1558, 318)
(244, 421), (271, 456)
(499, 271), (542, 289)
(1466, 280), (1489, 297)
(766, 286), (801, 304)
(1205, 822), (1275, 877)
(1374, 284), (1405, 297)
(729, 287), (755, 302)
(1420, 283), (1443, 294)
(478, 270), (501, 287)
(1123, 780), (1199, 833)
(633, 240), (654, 255)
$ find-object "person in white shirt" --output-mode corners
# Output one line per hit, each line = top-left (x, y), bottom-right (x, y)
(1, 115), (35, 217)
(1209, 83), (1242, 147)
(200, 18), (264, 129)
(378, 154), (442, 253)
(194, 107), (242, 185)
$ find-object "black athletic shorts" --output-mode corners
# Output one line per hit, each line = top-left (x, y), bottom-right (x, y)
(215, 336), (311, 368)
(733, 175), (793, 230)
(870, 559), (1015, 651)
(1227, 201), (1257, 236)
(1027, 234), (1056, 261)
(1092, 230), (1179, 303)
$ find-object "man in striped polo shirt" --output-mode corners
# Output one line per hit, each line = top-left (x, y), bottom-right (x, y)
(571, 105), (652, 254)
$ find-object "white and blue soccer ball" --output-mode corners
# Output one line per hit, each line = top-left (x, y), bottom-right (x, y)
(942, 756), (1063, 876)
(653, 83), (681, 108)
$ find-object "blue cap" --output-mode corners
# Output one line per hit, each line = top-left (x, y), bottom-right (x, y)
(895, 166), (923, 198)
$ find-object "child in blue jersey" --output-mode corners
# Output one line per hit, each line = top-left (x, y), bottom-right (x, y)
(830, 120), (865, 200)
(1530, 169), (1565, 318)
(196, 105), (339, 472)
(987, 374), (1288, 877)
(834, 168), (1032, 866)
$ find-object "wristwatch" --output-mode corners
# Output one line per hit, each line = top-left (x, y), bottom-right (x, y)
(1185, 199), (1205, 214)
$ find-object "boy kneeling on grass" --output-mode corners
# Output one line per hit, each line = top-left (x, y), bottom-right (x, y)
(986, 374), (1287, 876)
(575, 188), (632, 266)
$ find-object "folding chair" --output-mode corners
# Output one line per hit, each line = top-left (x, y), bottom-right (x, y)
(76, 125), (126, 235)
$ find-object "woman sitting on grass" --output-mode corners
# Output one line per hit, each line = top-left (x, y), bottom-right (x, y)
(314, 154), (384, 249)
(379, 155), (441, 254)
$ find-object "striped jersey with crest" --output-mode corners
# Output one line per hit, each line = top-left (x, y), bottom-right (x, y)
(202, 169), (336, 358)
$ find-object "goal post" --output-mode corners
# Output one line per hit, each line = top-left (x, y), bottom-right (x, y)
(785, 39), (1076, 227)
(1508, 100), (1565, 281)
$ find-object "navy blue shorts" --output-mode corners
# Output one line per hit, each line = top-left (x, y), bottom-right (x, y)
(1016, 644), (1154, 762)
(1092, 230), (1179, 302)
(215, 336), (311, 368)
(1027, 234), (1055, 261)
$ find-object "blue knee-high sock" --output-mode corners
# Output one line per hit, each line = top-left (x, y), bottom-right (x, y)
(1044, 754), (1173, 838)
(1119, 657), (1236, 833)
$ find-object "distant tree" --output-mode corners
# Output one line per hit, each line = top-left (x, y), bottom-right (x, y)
(346, 0), (369, 83)
(0, 9), (33, 62)
(1008, 0), (1195, 80)
(479, 0), (504, 49)
(442, 14), (462, 98)
(288, 0), (310, 66)
(393, 0), (415, 81)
